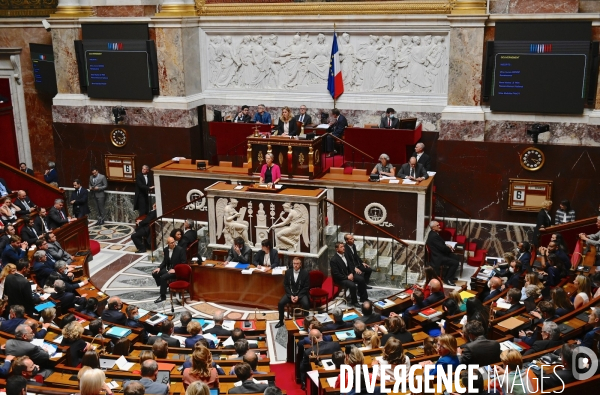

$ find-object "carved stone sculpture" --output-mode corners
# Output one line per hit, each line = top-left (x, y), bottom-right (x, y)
(216, 198), (250, 245)
(271, 203), (309, 252)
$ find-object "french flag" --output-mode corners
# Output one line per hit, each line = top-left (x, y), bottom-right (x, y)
(327, 32), (344, 100)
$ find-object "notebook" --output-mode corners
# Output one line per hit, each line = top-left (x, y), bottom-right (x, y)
(34, 301), (56, 312)
(558, 323), (575, 334)
(99, 358), (116, 369)
(576, 312), (590, 322)
(105, 327), (132, 338)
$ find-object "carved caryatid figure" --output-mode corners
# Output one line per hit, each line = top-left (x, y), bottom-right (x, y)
(395, 35), (412, 92)
(271, 203), (309, 252)
(339, 32), (357, 89)
(356, 35), (381, 91)
(307, 33), (330, 84)
(216, 198), (250, 245)
(214, 36), (240, 87)
(407, 36), (432, 93)
(373, 35), (395, 91)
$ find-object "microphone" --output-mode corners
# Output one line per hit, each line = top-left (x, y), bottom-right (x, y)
(91, 333), (106, 355)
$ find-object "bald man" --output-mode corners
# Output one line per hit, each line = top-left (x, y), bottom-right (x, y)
(300, 329), (340, 387)
(423, 279), (445, 306)
(483, 277), (503, 302)
(152, 237), (187, 303)
(411, 142), (431, 171)
(397, 157), (429, 181)
(426, 221), (459, 286)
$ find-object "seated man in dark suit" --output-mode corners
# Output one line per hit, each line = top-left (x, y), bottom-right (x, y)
(20, 217), (42, 245)
(19, 163), (34, 176)
(174, 311), (192, 334)
(482, 276), (503, 302)
(229, 339), (249, 360)
(131, 203), (157, 253)
(55, 260), (88, 292)
(505, 261), (524, 289)
(542, 344), (577, 389)
(518, 300), (557, 345)
(125, 305), (149, 343)
(293, 105), (312, 126)
(516, 242), (531, 272)
(147, 320), (180, 347)
(5, 325), (50, 368)
(458, 320), (501, 366)
(397, 157), (429, 182)
(50, 279), (86, 311)
(31, 250), (56, 290)
(494, 288), (522, 318)
(13, 191), (36, 217)
(523, 321), (563, 356)
(253, 239), (280, 268)
(329, 242), (367, 309)
(356, 300), (381, 324)
(233, 105), (252, 123)
(425, 221), (459, 286)
(228, 362), (269, 394)
(227, 328), (258, 349)
(0, 305), (26, 335)
(300, 329), (341, 387)
(322, 308), (353, 332)
(579, 306), (600, 349)
(47, 199), (73, 230)
(34, 208), (51, 235)
(411, 142), (431, 171)
(152, 236), (187, 303)
(344, 233), (372, 287)
(101, 296), (127, 326)
(178, 219), (197, 250)
(423, 279), (445, 306)
(2, 235), (27, 267)
(226, 237), (252, 264)
(205, 310), (232, 336)
(379, 108), (400, 129)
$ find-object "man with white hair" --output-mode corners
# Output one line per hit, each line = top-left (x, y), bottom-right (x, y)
(205, 310), (232, 336)
(13, 190), (36, 216)
(5, 325), (50, 368)
(426, 221), (459, 286)
(579, 216), (600, 265)
(523, 321), (562, 355)
(411, 142), (431, 171)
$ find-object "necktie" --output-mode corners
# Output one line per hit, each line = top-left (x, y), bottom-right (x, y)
(77, 189), (80, 196)
(21, 199), (30, 210)
(300, 115), (304, 123)
(389, 118), (391, 127)
(60, 210), (65, 220)
(31, 227), (38, 238)
(411, 168), (415, 178)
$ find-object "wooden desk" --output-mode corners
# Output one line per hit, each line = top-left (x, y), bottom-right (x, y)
(247, 134), (325, 179)
(192, 261), (282, 309)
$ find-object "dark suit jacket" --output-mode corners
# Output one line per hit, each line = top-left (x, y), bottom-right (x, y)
(381, 331), (414, 345)
(543, 368), (576, 390)
(301, 340), (341, 375)
(0, 317), (26, 334)
(59, 272), (81, 293)
(160, 245), (187, 271)
(2, 245), (26, 266)
(226, 245), (251, 263)
(283, 268), (309, 298)
(379, 117), (400, 129)
(357, 313), (382, 325)
(185, 334), (215, 349)
(14, 197), (36, 215)
(523, 339), (563, 356)
(329, 253), (354, 285)
(34, 215), (51, 235)
(147, 333), (180, 348)
(397, 163), (429, 179)
(5, 339), (49, 368)
(32, 259), (56, 289)
(51, 291), (85, 311)
(70, 187), (89, 217)
(253, 249), (280, 267)
(233, 114), (252, 123)
(4, 273), (34, 313)
(22, 168), (34, 176)
(293, 113), (312, 126)
(424, 291), (445, 306)
(48, 206), (69, 230)
(426, 231), (453, 263)
(322, 321), (352, 332)
(134, 172), (154, 211)
(506, 270), (524, 288)
(483, 288), (502, 302)
(330, 114), (348, 137)
(494, 303), (522, 318)
(21, 226), (40, 245)
(178, 229), (197, 250)
(101, 308), (127, 326)
(0, 178), (11, 195)
(205, 325), (232, 337)
(459, 335), (501, 366)
(228, 380), (269, 394)
(276, 118), (298, 136)
(533, 209), (553, 245)
(344, 243), (366, 269)
(411, 152), (431, 171)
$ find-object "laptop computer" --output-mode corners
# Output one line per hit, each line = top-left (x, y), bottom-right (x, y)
(99, 358), (116, 369)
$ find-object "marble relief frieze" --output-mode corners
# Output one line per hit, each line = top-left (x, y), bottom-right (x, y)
(205, 32), (449, 95)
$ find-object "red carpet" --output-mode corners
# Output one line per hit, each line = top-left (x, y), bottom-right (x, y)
(270, 363), (305, 395)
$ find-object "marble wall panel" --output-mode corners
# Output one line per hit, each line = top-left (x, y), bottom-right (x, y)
(447, 27), (485, 107)
(95, 5), (156, 17)
(155, 27), (186, 97)
(207, 104), (442, 132)
(484, 121), (600, 146)
(0, 27), (54, 171)
(183, 26), (202, 96)
(439, 120), (485, 141)
(581, 0), (600, 12)
(489, 0), (510, 13)
(51, 27), (81, 95)
(509, 0), (579, 13)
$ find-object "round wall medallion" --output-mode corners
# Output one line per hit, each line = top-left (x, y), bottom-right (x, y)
(520, 147), (545, 171)
(364, 202), (387, 225)
(110, 128), (128, 147)
(185, 189), (206, 210)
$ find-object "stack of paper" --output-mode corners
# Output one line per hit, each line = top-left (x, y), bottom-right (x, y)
(225, 262), (239, 268)
(271, 267), (286, 275)
(321, 359), (336, 371)
(222, 320), (236, 331)
(222, 337), (235, 347)
(402, 179), (417, 185)
(315, 313), (333, 324)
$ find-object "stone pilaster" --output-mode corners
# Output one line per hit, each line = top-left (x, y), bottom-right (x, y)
(51, 0), (93, 18)
(50, 19), (82, 95)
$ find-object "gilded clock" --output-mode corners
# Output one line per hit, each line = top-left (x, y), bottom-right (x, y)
(520, 147), (545, 171)
(110, 128), (128, 148)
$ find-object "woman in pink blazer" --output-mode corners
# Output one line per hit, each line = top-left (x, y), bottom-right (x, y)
(259, 153), (281, 185)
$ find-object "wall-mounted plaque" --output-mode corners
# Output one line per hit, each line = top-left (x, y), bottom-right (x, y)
(508, 178), (552, 212)
(104, 154), (135, 182)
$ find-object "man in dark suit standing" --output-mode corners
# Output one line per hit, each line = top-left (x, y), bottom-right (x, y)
(20, 217), (41, 245)
(329, 242), (367, 308)
(178, 219), (197, 250)
(276, 257), (310, 328)
(411, 142), (431, 171)
(47, 199), (73, 230)
(205, 311), (232, 336)
(293, 105), (312, 126)
(13, 191), (36, 217)
(325, 108), (348, 156)
(69, 179), (89, 219)
(458, 320), (501, 366)
(379, 108), (400, 129)
(4, 260), (36, 314)
(34, 208), (51, 236)
(426, 221), (459, 286)
(344, 233), (372, 287)
(132, 204), (156, 253)
(397, 157), (429, 181)
(134, 165), (154, 216)
(19, 163), (34, 176)
(152, 237), (187, 303)
(300, 329), (341, 387)
(147, 321), (180, 347)
(101, 296), (127, 325)
(0, 177), (11, 197)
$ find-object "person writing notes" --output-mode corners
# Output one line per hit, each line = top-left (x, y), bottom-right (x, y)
(397, 157), (429, 182)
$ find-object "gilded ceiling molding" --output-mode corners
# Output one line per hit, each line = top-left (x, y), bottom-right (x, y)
(194, 0), (458, 16)
(0, 0), (58, 17)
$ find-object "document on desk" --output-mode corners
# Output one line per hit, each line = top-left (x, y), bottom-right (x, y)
(380, 176), (397, 180)
(115, 355), (134, 371)
(234, 185), (244, 190)
(316, 124), (330, 129)
(402, 179), (417, 184)
(445, 241), (457, 248)
(427, 171), (437, 176)
(222, 320), (236, 331)
(171, 335), (187, 348)
(241, 268), (257, 275)
(306, 370), (320, 386)
(225, 262), (239, 268)
(388, 179), (400, 184)
(271, 267), (286, 275)
(222, 336), (235, 347)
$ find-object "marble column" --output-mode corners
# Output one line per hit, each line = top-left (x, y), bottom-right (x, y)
(51, 0), (93, 17)
(440, 15), (487, 141)
(49, 20), (82, 95)
(156, 0), (197, 17)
